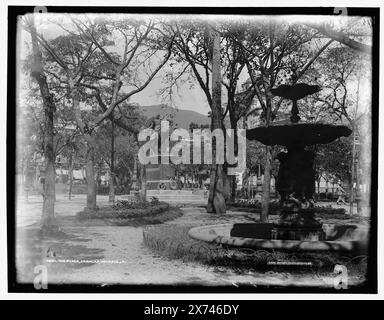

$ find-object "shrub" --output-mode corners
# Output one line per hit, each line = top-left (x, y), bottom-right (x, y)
(150, 196), (160, 205)
(228, 201), (281, 214)
(228, 201), (347, 216)
(77, 200), (170, 220)
(315, 206), (346, 215)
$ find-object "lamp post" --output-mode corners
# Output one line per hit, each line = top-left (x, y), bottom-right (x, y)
(349, 67), (361, 215)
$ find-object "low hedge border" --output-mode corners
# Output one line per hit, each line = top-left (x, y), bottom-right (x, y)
(76, 202), (183, 226)
(77, 202), (170, 220)
(228, 202), (347, 216)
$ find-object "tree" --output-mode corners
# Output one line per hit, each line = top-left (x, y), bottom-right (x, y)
(24, 15), (57, 229)
(162, 18), (333, 215)
(28, 15), (173, 209)
(220, 22), (257, 202)
(307, 42), (370, 214)
(304, 21), (372, 54)
(163, 20), (258, 210)
(93, 105), (143, 199)
(310, 45), (360, 125)
(312, 136), (352, 190)
(164, 20), (230, 213)
(234, 19), (329, 221)
(208, 27), (227, 213)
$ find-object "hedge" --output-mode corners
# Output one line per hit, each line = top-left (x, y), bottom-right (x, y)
(77, 201), (170, 220)
(228, 201), (346, 216)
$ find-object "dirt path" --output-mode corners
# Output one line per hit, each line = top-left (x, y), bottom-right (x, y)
(16, 205), (358, 288)
(17, 206), (256, 285)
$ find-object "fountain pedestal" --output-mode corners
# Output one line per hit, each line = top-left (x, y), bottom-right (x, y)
(271, 208), (325, 241)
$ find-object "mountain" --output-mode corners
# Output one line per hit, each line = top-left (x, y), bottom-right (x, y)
(139, 104), (210, 129)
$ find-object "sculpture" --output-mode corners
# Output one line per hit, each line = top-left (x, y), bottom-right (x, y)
(246, 83), (352, 240)
(275, 148), (316, 208)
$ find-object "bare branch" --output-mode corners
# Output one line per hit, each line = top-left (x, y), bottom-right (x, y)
(304, 23), (372, 54)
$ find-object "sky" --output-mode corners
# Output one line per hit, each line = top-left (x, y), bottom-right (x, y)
(128, 71), (212, 115)
(19, 15), (213, 115)
(18, 13), (372, 117)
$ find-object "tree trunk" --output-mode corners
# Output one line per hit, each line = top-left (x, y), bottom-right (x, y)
(206, 27), (226, 214)
(230, 175), (237, 203)
(350, 71), (361, 215)
(229, 114), (238, 203)
(29, 16), (56, 229)
(109, 121), (115, 203)
(207, 163), (227, 213)
(261, 146), (272, 222)
(35, 165), (40, 190)
(316, 178), (321, 199)
(69, 74), (100, 210)
(42, 128), (56, 226)
(140, 163), (147, 201)
(356, 153), (362, 215)
(22, 160), (28, 201)
(86, 142), (97, 210)
(68, 151), (73, 200)
(109, 168), (115, 203)
(260, 96), (273, 222)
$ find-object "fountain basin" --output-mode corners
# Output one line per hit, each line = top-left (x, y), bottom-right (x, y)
(188, 223), (368, 253)
(246, 123), (352, 147)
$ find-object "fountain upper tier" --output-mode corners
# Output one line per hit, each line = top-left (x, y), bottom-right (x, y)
(246, 123), (352, 148)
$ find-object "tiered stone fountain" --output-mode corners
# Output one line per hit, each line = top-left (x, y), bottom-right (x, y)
(189, 83), (368, 253)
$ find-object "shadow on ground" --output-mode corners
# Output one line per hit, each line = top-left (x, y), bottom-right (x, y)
(16, 226), (105, 283)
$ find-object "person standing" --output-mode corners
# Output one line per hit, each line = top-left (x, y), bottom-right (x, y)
(336, 185), (347, 205)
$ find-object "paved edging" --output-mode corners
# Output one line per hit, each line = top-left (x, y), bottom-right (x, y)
(188, 224), (367, 252)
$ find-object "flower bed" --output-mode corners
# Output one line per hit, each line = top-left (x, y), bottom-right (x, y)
(76, 199), (182, 226)
(77, 203), (170, 220)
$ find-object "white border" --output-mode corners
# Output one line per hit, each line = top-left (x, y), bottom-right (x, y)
(1, 0), (383, 300)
